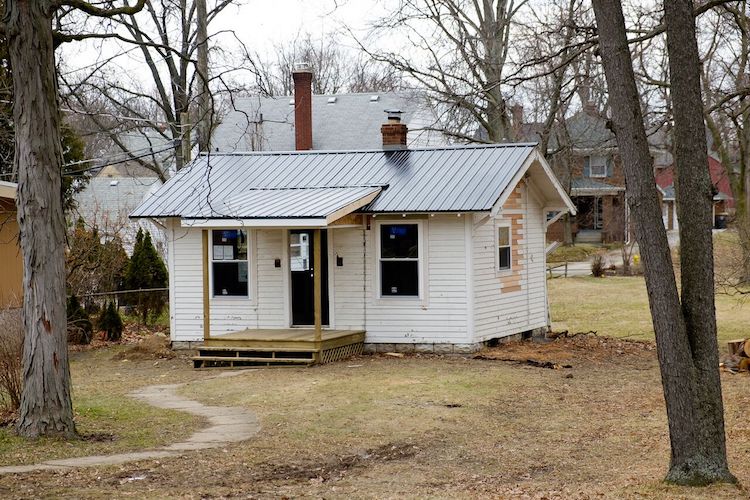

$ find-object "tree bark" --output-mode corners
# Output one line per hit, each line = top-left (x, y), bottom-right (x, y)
(6, 0), (76, 438)
(592, 0), (734, 485)
(663, 0), (735, 484)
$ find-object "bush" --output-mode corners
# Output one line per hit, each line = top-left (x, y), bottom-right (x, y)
(125, 229), (168, 324)
(66, 294), (93, 345)
(98, 301), (124, 342)
(591, 253), (607, 278)
(0, 309), (23, 413)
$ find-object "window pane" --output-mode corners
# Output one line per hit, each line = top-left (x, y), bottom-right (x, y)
(212, 230), (247, 260)
(380, 224), (418, 258)
(213, 262), (248, 296)
(499, 247), (511, 270)
(498, 227), (510, 247)
(381, 261), (419, 296)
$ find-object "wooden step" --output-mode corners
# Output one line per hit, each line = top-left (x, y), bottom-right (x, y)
(198, 345), (317, 353)
(192, 355), (314, 369)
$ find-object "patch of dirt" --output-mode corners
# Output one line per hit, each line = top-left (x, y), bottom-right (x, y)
(112, 335), (176, 361)
(69, 323), (169, 352)
(80, 432), (117, 442)
(475, 333), (656, 368)
(250, 442), (419, 483)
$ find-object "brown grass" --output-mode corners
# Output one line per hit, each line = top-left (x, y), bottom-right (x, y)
(0, 340), (747, 499)
(0, 308), (22, 415)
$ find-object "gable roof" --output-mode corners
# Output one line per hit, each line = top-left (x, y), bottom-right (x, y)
(214, 91), (447, 152)
(655, 156), (734, 208)
(131, 143), (574, 220)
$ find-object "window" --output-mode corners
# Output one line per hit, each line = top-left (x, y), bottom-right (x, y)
(379, 223), (419, 297)
(498, 226), (511, 271)
(211, 229), (249, 297)
(588, 155), (607, 177)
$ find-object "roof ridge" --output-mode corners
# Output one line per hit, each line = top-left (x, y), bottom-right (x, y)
(197, 143), (539, 158)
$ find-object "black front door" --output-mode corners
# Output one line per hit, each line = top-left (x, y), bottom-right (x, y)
(290, 229), (329, 326)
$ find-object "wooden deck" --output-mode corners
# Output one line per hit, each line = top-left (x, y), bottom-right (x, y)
(194, 329), (365, 368)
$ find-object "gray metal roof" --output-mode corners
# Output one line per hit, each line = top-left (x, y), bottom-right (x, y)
(214, 91), (447, 152)
(131, 143), (539, 218)
(191, 186), (382, 219)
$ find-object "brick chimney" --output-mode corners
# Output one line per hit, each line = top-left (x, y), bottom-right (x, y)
(381, 109), (407, 150)
(292, 62), (313, 150)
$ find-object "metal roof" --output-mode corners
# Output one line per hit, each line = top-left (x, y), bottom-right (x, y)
(189, 186), (382, 220)
(131, 144), (541, 218)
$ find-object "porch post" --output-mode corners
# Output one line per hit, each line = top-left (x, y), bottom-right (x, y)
(202, 229), (211, 340)
(313, 228), (322, 351)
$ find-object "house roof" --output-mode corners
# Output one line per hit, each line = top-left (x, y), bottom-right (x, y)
(193, 186), (382, 224)
(131, 143), (574, 220)
(655, 156), (734, 208)
(213, 91), (447, 152)
(74, 176), (162, 227)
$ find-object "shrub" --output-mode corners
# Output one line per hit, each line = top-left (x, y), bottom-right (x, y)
(0, 309), (23, 413)
(591, 253), (607, 278)
(125, 229), (168, 324)
(66, 294), (93, 345)
(98, 301), (124, 342)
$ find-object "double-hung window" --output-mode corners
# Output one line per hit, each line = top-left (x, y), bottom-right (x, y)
(588, 155), (607, 177)
(211, 229), (249, 297)
(498, 226), (511, 271)
(379, 223), (420, 297)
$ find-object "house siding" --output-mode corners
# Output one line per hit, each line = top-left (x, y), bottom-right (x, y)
(472, 183), (548, 342)
(168, 221), (287, 341)
(332, 215), (470, 344)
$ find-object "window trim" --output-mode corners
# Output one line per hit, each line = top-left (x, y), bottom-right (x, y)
(497, 224), (512, 272)
(209, 228), (252, 300)
(588, 155), (607, 178)
(375, 220), (425, 300)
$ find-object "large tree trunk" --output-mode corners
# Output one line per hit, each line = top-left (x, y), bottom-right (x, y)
(663, 0), (734, 484)
(592, 0), (734, 485)
(6, 0), (76, 438)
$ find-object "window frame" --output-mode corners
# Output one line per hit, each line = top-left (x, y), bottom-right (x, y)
(588, 155), (607, 178)
(375, 220), (424, 300)
(496, 224), (512, 273)
(209, 228), (252, 300)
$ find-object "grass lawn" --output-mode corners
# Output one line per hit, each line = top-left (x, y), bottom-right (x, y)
(0, 346), (203, 466)
(549, 275), (750, 347)
(0, 337), (747, 498)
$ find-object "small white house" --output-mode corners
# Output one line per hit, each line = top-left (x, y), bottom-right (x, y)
(131, 120), (574, 364)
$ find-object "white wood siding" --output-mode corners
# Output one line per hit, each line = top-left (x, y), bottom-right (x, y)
(332, 215), (470, 344)
(168, 222), (286, 341)
(472, 183), (548, 342)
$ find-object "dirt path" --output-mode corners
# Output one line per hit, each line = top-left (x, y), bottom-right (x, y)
(0, 372), (260, 475)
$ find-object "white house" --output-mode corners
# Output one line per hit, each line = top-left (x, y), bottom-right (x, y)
(131, 111), (575, 367)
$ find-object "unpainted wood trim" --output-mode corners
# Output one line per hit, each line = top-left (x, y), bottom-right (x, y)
(325, 190), (381, 225)
(202, 229), (211, 340)
(313, 229), (322, 347)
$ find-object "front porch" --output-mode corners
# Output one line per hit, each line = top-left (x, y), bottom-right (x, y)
(193, 328), (366, 368)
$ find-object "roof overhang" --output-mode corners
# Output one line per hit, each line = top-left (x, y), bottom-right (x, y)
(571, 186), (626, 196)
(0, 181), (17, 200)
(179, 186), (382, 227)
(491, 149), (576, 217)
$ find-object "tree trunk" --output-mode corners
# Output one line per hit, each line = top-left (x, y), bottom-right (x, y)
(6, 0), (76, 438)
(592, 0), (734, 485)
(663, 0), (734, 484)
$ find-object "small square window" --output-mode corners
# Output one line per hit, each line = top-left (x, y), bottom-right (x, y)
(498, 226), (511, 271)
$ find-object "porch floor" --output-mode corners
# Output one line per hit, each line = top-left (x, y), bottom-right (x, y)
(194, 329), (366, 368)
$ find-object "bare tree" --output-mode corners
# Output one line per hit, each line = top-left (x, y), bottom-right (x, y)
(359, 0), (531, 143)
(250, 32), (402, 96)
(4, 0), (146, 439)
(592, 0), (735, 485)
(62, 0), (244, 178)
